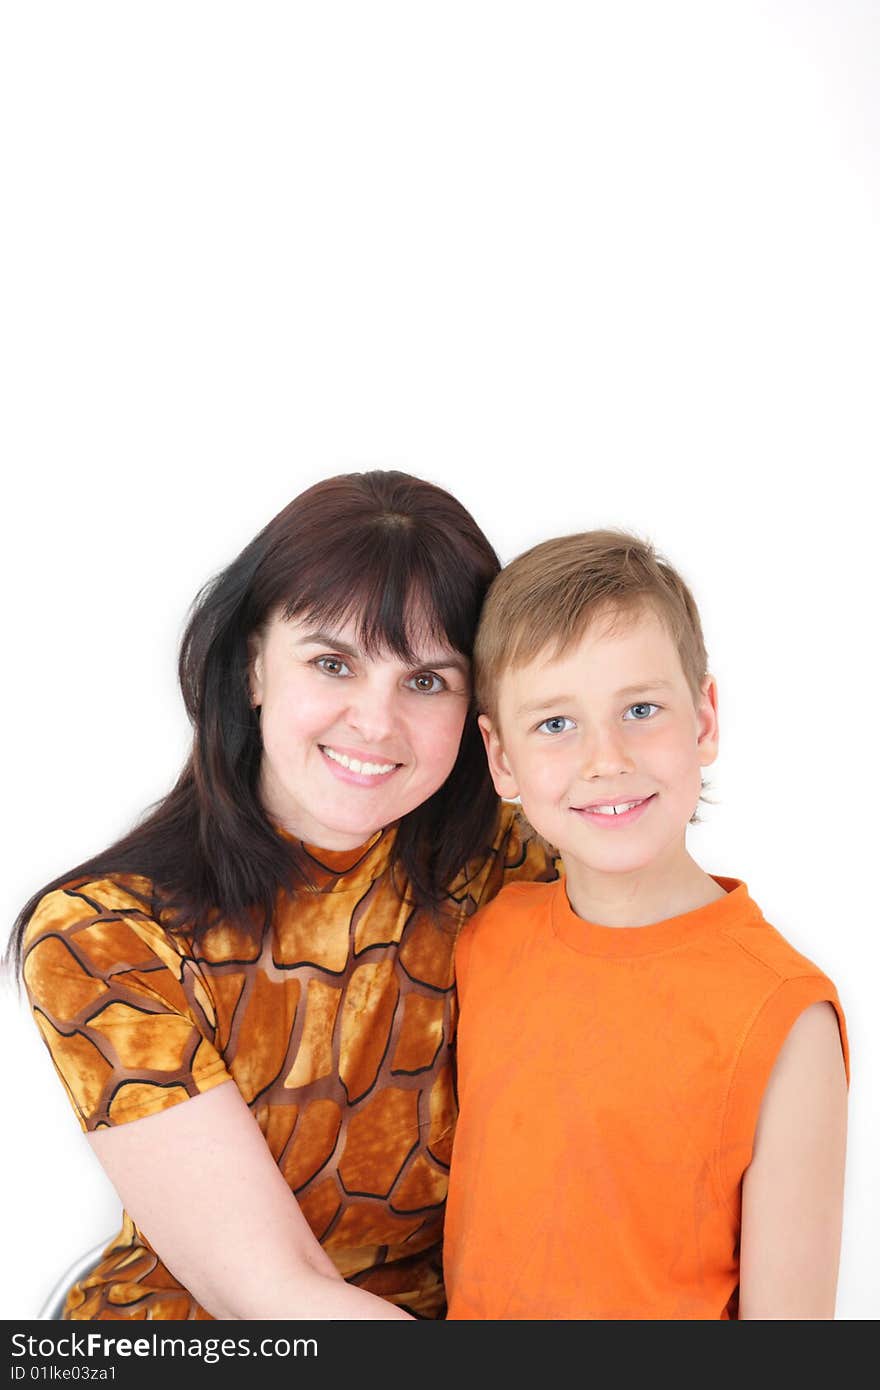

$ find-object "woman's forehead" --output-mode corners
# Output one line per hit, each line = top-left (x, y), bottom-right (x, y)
(275, 605), (464, 663)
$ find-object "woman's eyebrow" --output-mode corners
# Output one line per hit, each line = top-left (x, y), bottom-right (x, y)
(297, 630), (468, 674)
(419, 654), (470, 675)
(296, 630), (362, 657)
(400, 645), (470, 675)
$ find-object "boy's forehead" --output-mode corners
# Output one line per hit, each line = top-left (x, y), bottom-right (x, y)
(498, 607), (685, 701)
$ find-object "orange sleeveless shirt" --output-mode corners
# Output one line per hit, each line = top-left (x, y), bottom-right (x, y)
(444, 876), (848, 1320)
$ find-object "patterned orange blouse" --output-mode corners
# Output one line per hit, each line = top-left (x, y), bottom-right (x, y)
(23, 804), (556, 1320)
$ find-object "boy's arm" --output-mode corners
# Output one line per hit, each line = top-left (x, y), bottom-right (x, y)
(738, 1001), (847, 1319)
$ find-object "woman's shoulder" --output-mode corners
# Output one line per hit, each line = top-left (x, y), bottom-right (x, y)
(20, 870), (215, 1065)
(446, 802), (559, 914)
(24, 874), (158, 945)
(492, 801), (556, 866)
(20, 873), (188, 982)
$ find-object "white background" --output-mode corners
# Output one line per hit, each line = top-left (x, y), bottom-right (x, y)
(1, 1), (877, 1320)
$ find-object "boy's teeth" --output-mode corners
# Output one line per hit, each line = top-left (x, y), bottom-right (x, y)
(591, 800), (643, 816)
(323, 747), (396, 776)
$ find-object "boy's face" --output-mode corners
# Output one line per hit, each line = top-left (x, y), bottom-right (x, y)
(479, 606), (719, 880)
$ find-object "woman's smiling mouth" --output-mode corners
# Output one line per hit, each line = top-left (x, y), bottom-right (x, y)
(320, 744), (402, 782)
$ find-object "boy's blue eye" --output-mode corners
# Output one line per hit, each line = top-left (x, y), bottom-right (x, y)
(623, 703), (659, 721)
(537, 715), (576, 735)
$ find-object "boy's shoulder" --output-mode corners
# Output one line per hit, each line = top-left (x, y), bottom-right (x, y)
(479, 876), (558, 912)
(460, 878), (558, 945)
(719, 884), (834, 987)
(455, 881), (558, 987)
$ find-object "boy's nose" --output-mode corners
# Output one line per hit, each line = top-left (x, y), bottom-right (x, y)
(579, 727), (636, 780)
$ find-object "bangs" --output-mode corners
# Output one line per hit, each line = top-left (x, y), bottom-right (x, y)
(280, 520), (481, 663)
(546, 594), (673, 663)
(500, 593), (651, 676)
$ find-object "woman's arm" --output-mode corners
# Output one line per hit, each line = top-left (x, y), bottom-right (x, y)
(88, 1081), (413, 1320)
(738, 1001), (847, 1319)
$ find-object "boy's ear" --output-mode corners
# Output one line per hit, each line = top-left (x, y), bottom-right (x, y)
(696, 674), (719, 767)
(477, 714), (520, 799)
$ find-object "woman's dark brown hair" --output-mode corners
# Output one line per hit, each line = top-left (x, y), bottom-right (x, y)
(8, 471), (502, 971)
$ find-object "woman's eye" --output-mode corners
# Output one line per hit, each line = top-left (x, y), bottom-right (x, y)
(623, 703), (659, 721)
(314, 655), (352, 677)
(537, 715), (575, 735)
(406, 671), (446, 694)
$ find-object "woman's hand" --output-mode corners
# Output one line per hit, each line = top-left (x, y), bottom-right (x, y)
(88, 1081), (414, 1320)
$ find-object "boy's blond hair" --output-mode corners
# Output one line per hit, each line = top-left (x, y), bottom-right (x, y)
(475, 529), (708, 720)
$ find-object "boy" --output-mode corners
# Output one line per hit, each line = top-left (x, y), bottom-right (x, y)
(444, 531), (848, 1320)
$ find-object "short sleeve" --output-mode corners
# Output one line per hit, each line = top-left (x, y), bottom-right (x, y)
(718, 974), (849, 1199)
(23, 882), (232, 1132)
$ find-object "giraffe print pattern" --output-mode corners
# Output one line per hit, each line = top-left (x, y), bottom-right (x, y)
(23, 805), (557, 1319)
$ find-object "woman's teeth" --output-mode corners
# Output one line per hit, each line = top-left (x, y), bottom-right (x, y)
(322, 747), (397, 776)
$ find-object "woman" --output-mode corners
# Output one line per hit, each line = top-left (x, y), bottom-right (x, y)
(11, 471), (556, 1320)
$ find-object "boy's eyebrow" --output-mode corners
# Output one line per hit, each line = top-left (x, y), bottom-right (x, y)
(614, 679), (676, 698)
(515, 693), (577, 716)
(297, 630), (469, 673)
(515, 678), (676, 717)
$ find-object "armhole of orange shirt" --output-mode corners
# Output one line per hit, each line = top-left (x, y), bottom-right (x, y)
(718, 975), (849, 1207)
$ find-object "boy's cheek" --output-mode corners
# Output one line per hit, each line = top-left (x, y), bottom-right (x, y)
(517, 791), (561, 847)
(515, 768), (561, 819)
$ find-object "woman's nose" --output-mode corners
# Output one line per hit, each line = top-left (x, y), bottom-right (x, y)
(343, 680), (399, 745)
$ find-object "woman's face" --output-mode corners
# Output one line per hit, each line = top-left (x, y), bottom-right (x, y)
(250, 609), (472, 849)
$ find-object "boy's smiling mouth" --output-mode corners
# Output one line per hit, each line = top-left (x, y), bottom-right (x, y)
(571, 793), (657, 824)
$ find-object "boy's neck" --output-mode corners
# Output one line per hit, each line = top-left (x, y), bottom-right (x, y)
(561, 845), (726, 928)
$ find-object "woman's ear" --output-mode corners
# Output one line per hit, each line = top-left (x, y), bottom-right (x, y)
(248, 635), (264, 710)
(477, 714), (520, 799)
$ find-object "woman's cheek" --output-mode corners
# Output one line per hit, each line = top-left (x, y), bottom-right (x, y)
(422, 700), (469, 773)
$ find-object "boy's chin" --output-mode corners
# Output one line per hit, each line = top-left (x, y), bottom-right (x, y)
(555, 834), (668, 878)
(564, 853), (657, 878)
